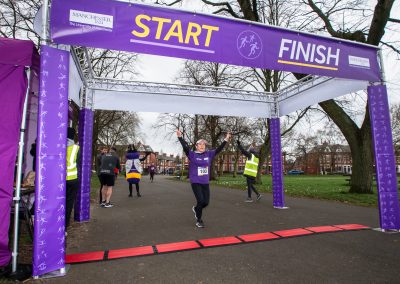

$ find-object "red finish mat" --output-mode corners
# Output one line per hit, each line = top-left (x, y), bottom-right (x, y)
(333, 224), (370, 230)
(305, 226), (344, 233)
(65, 224), (370, 264)
(108, 246), (154, 259)
(273, 228), (314, 237)
(199, 236), (242, 247)
(65, 251), (104, 264)
(238, 232), (280, 242)
(156, 241), (201, 253)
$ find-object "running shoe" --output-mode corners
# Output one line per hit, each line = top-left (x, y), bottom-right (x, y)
(256, 194), (262, 201)
(104, 203), (114, 208)
(100, 202), (106, 207)
(196, 220), (205, 228)
(245, 198), (253, 203)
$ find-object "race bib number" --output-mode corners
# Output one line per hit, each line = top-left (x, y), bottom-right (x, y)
(198, 167), (208, 176)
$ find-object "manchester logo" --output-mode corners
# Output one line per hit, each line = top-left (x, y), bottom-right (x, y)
(69, 10), (113, 29)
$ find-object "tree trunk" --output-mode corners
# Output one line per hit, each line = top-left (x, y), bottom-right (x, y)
(319, 100), (374, 193)
(233, 150), (240, 177)
(219, 155), (224, 176)
(256, 133), (270, 184)
(209, 116), (218, 180)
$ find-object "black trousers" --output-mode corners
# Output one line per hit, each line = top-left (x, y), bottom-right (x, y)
(191, 183), (210, 221)
(246, 177), (259, 198)
(66, 179), (79, 227)
(129, 183), (140, 196)
(150, 173), (155, 181)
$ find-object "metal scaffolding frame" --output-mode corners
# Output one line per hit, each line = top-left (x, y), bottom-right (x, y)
(69, 46), (336, 119)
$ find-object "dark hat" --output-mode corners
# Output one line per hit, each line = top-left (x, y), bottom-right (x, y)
(67, 127), (75, 140)
(249, 147), (258, 155)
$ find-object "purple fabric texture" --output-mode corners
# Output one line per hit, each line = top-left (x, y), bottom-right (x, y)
(50, 0), (380, 81)
(33, 46), (69, 276)
(188, 150), (216, 184)
(75, 108), (93, 222)
(270, 118), (285, 208)
(368, 85), (400, 230)
(0, 37), (40, 68)
(0, 65), (27, 267)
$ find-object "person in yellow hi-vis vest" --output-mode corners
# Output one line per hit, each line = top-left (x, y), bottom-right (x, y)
(66, 127), (80, 228)
(237, 140), (261, 202)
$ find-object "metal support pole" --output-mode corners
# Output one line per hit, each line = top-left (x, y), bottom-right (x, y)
(12, 68), (31, 273)
(41, 0), (50, 44)
(377, 49), (386, 84)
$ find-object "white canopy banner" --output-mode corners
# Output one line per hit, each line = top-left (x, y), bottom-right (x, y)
(279, 78), (369, 116)
(92, 89), (272, 118)
(68, 53), (83, 106)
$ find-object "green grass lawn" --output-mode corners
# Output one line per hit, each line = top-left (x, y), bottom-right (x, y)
(210, 175), (380, 207)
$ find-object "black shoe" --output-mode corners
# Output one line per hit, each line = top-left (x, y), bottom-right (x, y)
(256, 194), (262, 201)
(137, 194), (142, 197)
(104, 202), (114, 208)
(0, 263), (11, 277)
(128, 194), (133, 197)
(196, 220), (205, 228)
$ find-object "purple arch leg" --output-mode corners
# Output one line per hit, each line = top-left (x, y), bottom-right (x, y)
(270, 118), (285, 208)
(75, 108), (93, 222)
(33, 46), (69, 276)
(368, 85), (400, 230)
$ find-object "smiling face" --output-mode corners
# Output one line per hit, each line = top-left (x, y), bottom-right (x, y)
(195, 140), (206, 153)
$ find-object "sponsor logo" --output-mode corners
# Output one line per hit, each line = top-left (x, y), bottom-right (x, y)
(237, 30), (263, 60)
(69, 10), (113, 29)
(348, 55), (370, 69)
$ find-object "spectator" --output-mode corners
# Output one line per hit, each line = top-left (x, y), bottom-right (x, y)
(237, 140), (262, 202)
(66, 127), (80, 228)
(96, 147), (107, 204)
(125, 145), (150, 197)
(100, 147), (120, 208)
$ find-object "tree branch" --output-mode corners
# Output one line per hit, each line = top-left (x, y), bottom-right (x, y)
(201, 0), (240, 18)
(388, 17), (400, 24)
(381, 41), (400, 55)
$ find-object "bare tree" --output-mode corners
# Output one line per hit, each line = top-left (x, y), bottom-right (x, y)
(0, 0), (41, 45)
(302, 0), (397, 193)
(196, 0), (398, 193)
(390, 103), (400, 153)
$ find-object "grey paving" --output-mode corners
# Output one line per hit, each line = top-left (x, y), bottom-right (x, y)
(37, 175), (400, 283)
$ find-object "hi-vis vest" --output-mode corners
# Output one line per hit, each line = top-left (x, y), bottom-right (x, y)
(66, 144), (79, 180)
(244, 154), (259, 177)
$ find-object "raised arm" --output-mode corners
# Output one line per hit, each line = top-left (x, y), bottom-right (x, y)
(139, 152), (150, 162)
(215, 132), (231, 155)
(237, 140), (251, 160)
(177, 129), (190, 157)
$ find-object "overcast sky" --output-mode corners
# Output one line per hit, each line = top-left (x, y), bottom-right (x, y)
(134, 1), (400, 156)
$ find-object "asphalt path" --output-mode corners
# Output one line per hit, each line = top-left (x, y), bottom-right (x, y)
(38, 175), (400, 283)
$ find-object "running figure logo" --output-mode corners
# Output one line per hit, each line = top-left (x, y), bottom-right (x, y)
(237, 30), (262, 60)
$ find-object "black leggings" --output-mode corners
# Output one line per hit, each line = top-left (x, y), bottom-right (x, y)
(246, 177), (259, 198)
(150, 173), (155, 181)
(129, 183), (140, 196)
(191, 183), (210, 221)
(66, 179), (79, 227)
